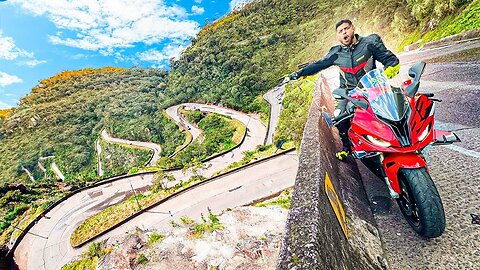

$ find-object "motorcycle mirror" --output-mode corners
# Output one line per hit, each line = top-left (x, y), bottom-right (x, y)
(405, 62), (426, 97)
(408, 62), (426, 81)
(322, 112), (334, 128)
(352, 99), (368, 110)
(406, 62), (426, 97)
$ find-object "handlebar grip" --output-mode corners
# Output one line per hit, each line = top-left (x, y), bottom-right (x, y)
(333, 110), (353, 124)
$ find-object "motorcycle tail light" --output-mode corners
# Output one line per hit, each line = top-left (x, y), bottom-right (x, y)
(365, 135), (391, 148)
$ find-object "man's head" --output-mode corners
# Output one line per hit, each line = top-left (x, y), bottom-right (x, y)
(335, 19), (355, 46)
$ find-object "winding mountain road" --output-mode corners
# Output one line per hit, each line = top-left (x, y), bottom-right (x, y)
(13, 103), (272, 270)
(100, 129), (162, 167)
(264, 85), (286, 145)
(166, 104), (203, 143)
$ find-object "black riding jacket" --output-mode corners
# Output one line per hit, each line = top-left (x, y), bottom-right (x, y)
(297, 34), (399, 90)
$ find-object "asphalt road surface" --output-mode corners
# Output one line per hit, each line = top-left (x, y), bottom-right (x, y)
(13, 103), (270, 270)
(165, 104), (203, 143)
(264, 85), (286, 145)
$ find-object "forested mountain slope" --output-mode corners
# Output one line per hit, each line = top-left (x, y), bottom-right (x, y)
(0, 68), (184, 183)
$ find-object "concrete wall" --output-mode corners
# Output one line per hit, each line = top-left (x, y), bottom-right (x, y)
(277, 75), (388, 270)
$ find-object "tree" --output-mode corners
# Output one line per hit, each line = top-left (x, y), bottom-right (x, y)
(152, 171), (176, 191)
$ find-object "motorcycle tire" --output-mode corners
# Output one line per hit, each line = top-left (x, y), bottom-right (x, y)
(396, 167), (446, 238)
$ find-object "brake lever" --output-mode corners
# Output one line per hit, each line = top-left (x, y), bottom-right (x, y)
(429, 98), (442, 102)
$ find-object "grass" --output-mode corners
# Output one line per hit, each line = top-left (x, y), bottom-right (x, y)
(135, 253), (149, 265)
(99, 138), (152, 177)
(156, 110), (247, 170)
(186, 212), (224, 239)
(0, 196), (61, 247)
(70, 175), (207, 247)
(173, 130), (193, 154)
(61, 242), (112, 270)
(180, 216), (194, 225)
(275, 76), (318, 149)
(147, 232), (165, 245)
(225, 117), (247, 145)
(256, 188), (293, 210)
(421, 1), (480, 44)
(398, 0), (480, 51)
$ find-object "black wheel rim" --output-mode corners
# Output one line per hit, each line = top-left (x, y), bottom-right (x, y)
(398, 175), (421, 226)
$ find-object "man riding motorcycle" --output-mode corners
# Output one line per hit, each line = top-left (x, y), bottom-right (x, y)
(289, 19), (400, 160)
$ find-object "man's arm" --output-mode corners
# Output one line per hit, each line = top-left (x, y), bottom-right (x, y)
(297, 47), (339, 77)
(367, 34), (399, 68)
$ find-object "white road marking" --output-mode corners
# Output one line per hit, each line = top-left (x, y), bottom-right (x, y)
(442, 144), (480, 160)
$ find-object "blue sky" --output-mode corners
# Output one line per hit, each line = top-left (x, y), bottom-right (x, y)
(0, 0), (249, 109)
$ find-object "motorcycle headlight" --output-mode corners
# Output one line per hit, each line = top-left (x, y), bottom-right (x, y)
(418, 125), (430, 141)
(365, 135), (391, 148)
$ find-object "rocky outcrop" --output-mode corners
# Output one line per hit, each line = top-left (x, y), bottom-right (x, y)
(96, 206), (287, 270)
(97, 234), (147, 270)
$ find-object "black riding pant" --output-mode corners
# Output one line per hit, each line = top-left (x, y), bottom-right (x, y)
(335, 93), (352, 150)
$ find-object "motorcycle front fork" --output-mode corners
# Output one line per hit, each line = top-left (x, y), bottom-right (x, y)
(359, 153), (400, 198)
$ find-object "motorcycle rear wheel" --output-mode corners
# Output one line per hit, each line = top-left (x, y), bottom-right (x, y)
(396, 168), (445, 238)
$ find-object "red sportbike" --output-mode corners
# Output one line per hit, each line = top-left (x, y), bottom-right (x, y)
(323, 62), (460, 238)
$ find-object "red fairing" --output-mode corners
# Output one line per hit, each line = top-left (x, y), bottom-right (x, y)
(382, 153), (427, 193)
(349, 107), (399, 152)
(409, 94), (435, 145)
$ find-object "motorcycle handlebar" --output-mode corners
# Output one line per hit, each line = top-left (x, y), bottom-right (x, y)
(332, 108), (355, 126)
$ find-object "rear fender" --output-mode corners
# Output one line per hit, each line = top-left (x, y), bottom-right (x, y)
(382, 153), (427, 194)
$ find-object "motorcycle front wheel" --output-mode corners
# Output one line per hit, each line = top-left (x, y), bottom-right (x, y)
(396, 167), (446, 238)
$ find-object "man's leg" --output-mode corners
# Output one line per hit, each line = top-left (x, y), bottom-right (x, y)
(334, 97), (351, 160)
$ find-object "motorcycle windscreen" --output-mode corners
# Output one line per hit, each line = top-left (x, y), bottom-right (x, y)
(359, 69), (407, 121)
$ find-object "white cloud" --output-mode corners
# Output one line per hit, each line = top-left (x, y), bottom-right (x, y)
(19, 59), (48, 67)
(0, 30), (46, 66)
(0, 72), (22, 87)
(191, 5), (204, 15)
(0, 30), (33, 60)
(194, 0), (203, 3)
(10, 0), (200, 56)
(229, 0), (254, 11)
(138, 43), (188, 63)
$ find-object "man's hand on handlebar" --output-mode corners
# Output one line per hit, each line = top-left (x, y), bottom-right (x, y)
(332, 107), (355, 125)
(278, 71), (300, 85)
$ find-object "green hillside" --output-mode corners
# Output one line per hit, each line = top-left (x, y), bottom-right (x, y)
(0, 68), (184, 184)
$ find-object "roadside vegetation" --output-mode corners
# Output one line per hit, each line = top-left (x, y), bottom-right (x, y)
(70, 169), (207, 247)
(61, 242), (112, 270)
(156, 111), (246, 169)
(178, 211), (224, 239)
(0, 183), (65, 249)
(214, 141), (295, 176)
(275, 76), (318, 149)
(98, 138), (152, 177)
(256, 188), (293, 210)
